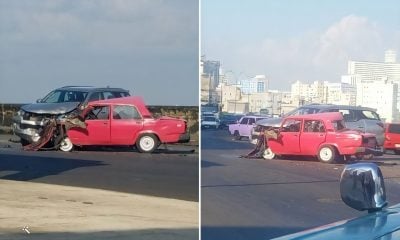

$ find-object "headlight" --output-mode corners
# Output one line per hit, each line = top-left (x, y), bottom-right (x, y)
(17, 110), (25, 116)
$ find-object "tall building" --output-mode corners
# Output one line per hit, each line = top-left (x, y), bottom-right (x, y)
(342, 50), (400, 121)
(239, 75), (269, 94)
(324, 82), (356, 106)
(201, 57), (221, 90)
(291, 80), (326, 105)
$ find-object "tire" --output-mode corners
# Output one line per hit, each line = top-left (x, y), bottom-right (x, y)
(233, 131), (241, 140)
(136, 134), (159, 153)
(263, 147), (276, 160)
(20, 139), (30, 147)
(59, 137), (73, 152)
(317, 145), (337, 163)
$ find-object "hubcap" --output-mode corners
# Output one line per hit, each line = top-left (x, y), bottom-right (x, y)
(60, 137), (73, 152)
(140, 136), (155, 152)
(263, 148), (275, 159)
(320, 147), (333, 161)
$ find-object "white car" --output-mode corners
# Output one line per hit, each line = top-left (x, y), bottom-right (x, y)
(201, 116), (220, 129)
(228, 115), (268, 141)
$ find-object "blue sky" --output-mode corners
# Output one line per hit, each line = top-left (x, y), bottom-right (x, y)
(0, 0), (199, 105)
(202, 0), (400, 90)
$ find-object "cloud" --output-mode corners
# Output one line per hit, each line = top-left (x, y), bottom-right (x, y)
(215, 15), (398, 90)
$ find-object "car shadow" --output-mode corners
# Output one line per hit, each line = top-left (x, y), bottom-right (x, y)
(73, 145), (196, 154)
(0, 152), (107, 181)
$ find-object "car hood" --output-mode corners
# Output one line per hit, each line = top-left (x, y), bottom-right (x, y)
(21, 102), (81, 115)
(273, 204), (400, 240)
(256, 117), (283, 127)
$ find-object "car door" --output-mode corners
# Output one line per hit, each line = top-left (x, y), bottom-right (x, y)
(270, 119), (301, 154)
(300, 120), (327, 155)
(111, 105), (144, 144)
(238, 117), (249, 136)
(240, 117), (255, 137)
(68, 105), (111, 145)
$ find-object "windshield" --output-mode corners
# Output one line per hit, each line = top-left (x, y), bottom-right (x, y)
(41, 90), (88, 103)
(284, 107), (321, 117)
(204, 117), (216, 121)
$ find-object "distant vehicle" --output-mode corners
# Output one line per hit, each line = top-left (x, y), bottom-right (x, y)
(201, 116), (220, 129)
(228, 115), (268, 141)
(219, 114), (243, 129)
(13, 86), (130, 147)
(62, 96), (189, 152)
(264, 112), (378, 163)
(251, 104), (384, 155)
(273, 163), (395, 240)
(383, 123), (400, 154)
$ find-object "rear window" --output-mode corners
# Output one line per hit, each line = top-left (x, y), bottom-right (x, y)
(388, 124), (400, 134)
(204, 117), (216, 121)
(360, 110), (380, 120)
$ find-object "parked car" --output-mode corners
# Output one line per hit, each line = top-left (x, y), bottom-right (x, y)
(252, 104), (384, 153)
(264, 112), (378, 163)
(13, 86), (130, 147)
(228, 115), (268, 141)
(219, 114), (243, 129)
(273, 162), (395, 240)
(383, 123), (400, 154)
(201, 116), (220, 129)
(63, 96), (190, 152)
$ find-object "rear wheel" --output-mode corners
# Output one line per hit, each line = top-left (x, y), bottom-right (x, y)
(317, 145), (337, 163)
(136, 134), (159, 153)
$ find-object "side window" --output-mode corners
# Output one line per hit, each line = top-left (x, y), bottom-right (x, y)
(86, 106), (109, 120)
(339, 109), (357, 122)
(281, 119), (301, 132)
(240, 118), (249, 124)
(88, 92), (103, 102)
(304, 120), (325, 133)
(248, 118), (255, 125)
(113, 105), (141, 120)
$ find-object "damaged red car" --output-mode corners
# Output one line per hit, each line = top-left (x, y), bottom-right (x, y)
(263, 112), (378, 163)
(14, 96), (190, 153)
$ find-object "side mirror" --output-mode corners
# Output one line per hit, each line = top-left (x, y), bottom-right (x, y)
(340, 163), (387, 212)
(36, 99), (42, 103)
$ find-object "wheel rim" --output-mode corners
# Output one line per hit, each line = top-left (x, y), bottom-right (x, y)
(263, 148), (275, 159)
(60, 137), (73, 152)
(319, 147), (333, 162)
(139, 136), (155, 152)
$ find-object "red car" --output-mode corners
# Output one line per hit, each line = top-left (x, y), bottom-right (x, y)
(383, 123), (400, 154)
(59, 96), (190, 153)
(263, 112), (377, 163)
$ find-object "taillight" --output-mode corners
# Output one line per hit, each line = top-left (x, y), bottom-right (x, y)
(386, 135), (391, 141)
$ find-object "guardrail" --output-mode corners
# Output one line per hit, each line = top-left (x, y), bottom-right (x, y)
(0, 103), (199, 143)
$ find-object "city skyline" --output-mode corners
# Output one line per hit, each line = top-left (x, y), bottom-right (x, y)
(202, 0), (400, 91)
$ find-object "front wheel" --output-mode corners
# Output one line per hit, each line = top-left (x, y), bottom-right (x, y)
(263, 147), (276, 160)
(136, 134), (159, 153)
(233, 131), (241, 140)
(59, 137), (73, 152)
(317, 145), (337, 163)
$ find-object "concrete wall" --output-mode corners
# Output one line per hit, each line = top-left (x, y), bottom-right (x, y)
(0, 104), (199, 144)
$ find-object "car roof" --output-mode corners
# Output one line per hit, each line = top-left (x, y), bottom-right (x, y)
(89, 96), (152, 118)
(286, 112), (343, 121)
(57, 86), (129, 92)
(300, 103), (377, 112)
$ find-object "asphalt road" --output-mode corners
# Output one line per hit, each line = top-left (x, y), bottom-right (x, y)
(201, 129), (400, 240)
(0, 135), (198, 202)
